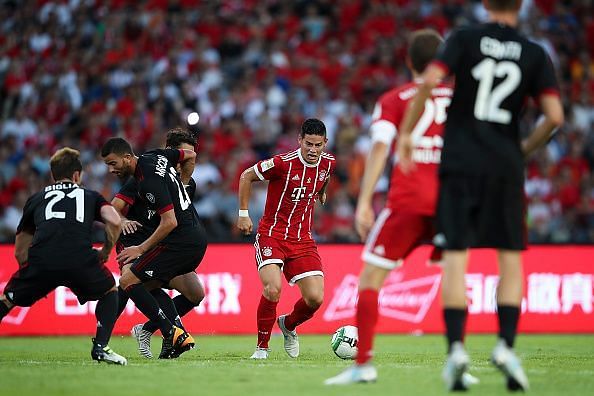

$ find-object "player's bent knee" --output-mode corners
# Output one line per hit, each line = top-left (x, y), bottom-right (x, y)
(119, 268), (140, 289)
(186, 289), (205, 305)
(263, 285), (281, 302)
(304, 293), (324, 309)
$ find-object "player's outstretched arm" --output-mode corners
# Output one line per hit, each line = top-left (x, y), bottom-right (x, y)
(356, 140), (389, 240)
(522, 94), (564, 156)
(237, 166), (260, 235)
(99, 205), (122, 263)
(111, 196), (141, 235)
(117, 209), (177, 264)
(14, 231), (33, 266)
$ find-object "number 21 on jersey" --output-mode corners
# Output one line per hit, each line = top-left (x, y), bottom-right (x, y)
(45, 188), (85, 222)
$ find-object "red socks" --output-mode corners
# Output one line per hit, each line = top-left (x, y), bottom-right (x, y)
(284, 298), (318, 331)
(356, 289), (379, 365)
(256, 295), (278, 349)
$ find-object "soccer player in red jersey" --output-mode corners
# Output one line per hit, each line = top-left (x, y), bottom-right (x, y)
(237, 118), (335, 359)
(326, 29), (454, 384)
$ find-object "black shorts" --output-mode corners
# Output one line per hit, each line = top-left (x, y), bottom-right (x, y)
(4, 258), (115, 307)
(436, 173), (525, 250)
(130, 240), (207, 284)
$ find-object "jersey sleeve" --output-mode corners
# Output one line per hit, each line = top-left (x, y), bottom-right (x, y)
(369, 93), (401, 145)
(92, 191), (112, 221)
(433, 29), (464, 75)
(161, 148), (183, 165)
(253, 155), (284, 181)
(139, 176), (174, 215)
(185, 177), (196, 200)
(16, 195), (37, 234)
(115, 178), (138, 206)
(529, 46), (560, 99)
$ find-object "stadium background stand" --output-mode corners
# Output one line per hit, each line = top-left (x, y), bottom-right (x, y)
(0, 0), (592, 244)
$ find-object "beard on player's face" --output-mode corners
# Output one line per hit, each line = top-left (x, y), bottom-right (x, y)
(105, 154), (133, 180)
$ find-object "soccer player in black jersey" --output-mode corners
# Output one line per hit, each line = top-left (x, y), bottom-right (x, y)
(399, 0), (564, 391)
(101, 137), (207, 359)
(112, 129), (206, 359)
(0, 148), (127, 365)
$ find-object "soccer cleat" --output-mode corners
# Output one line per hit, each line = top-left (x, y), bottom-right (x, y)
(250, 347), (270, 359)
(158, 325), (195, 359)
(131, 324), (153, 359)
(324, 364), (378, 385)
(91, 341), (128, 366)
(442, 341), (470, 391)
(491, 339), (530, 392)
(277, 314), (299, 358)
(461, 372), (480, 387)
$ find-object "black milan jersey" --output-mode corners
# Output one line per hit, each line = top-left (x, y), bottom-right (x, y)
(115, 177), (156, 247)
(433, 22), (559, 182)
(133, 148), (200, 244)
(116, 175), (198, 247)
(16, 182), (111, 269)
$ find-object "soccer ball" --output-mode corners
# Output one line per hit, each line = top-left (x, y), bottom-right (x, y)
(331, 325), (358, 360)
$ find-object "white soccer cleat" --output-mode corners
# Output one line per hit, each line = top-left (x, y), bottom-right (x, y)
(491, 339), (530, 391)
(91, 343), (128, 366)
(324, 364), (378, 385)
(250, 347), (270, 359)
(131, 324), (153, 359)
(442, 341), (471, 391)
(462, 372), (480, 387)
(277, 314), (299, 358)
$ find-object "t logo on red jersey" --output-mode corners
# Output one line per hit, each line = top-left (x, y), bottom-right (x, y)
(291, 187), (306, 202)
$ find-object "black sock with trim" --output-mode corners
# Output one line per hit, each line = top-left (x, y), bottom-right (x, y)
(126, 284), (172, 336)
(94, 290), (118, 345)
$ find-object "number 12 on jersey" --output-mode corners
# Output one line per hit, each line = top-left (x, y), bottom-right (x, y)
(472, 58), (521, 124)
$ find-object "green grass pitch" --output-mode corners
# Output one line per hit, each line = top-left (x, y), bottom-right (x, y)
(0, 334), (593, 396)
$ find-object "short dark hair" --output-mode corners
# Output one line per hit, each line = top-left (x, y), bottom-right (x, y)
(408, 29), (443, 74)
(50, 147), (83, 180)
(166, 127), (197, 149)
(486, 0), (521, 11)
(300, 118), (326, 138)
(101, 137), (133, 157)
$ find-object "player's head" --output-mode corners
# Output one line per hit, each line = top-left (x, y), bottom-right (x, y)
(483, 0), (521, 12)
(166, 127), (197, 152)
(101, 137), (135, 180)
(298, 118), (328, 164)
(407, 29), (443, 75)
(50, 147), (83, 183)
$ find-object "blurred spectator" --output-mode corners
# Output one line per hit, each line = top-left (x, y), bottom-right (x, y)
(0, 0), (592, 244)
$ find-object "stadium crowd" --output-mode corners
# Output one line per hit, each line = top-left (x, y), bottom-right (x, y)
(0, 0), (592, 243)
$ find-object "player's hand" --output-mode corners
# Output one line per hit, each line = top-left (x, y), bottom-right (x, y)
(397, 132), (415, 174)
(355, 203), (375, 241)
(122, 220), (142, 235)
(318, 191), (327, 205)
(237, 216), (253, 235)
(117, 245), (143, 265)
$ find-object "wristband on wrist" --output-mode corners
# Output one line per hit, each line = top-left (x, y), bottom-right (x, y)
(238, 209), (249, 217)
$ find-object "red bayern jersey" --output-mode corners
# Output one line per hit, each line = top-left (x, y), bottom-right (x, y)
(254, 149), (336, 241)
(371, 80), (452, 215)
